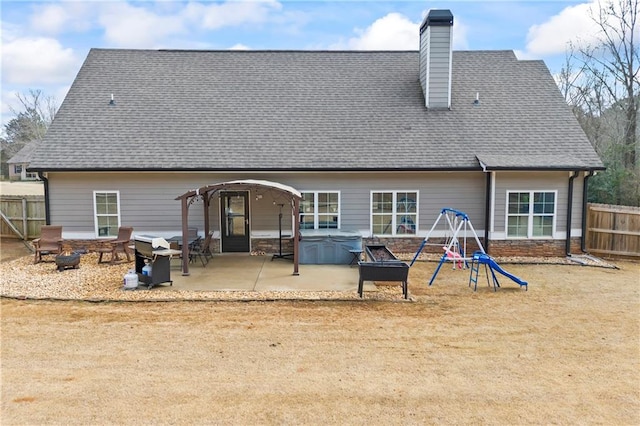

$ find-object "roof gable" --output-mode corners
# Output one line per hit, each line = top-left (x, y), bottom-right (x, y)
(8, 142), (40, 164)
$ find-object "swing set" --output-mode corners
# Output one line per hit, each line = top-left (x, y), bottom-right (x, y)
(410, 208), (485, 286)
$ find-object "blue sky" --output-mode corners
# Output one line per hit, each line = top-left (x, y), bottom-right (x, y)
(1, 0), (603, 127)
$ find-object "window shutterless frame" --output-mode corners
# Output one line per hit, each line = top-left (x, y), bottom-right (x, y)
(299, 191), (340, 229)
(93, 190), (121, 238)
(505, 190), (557, 238)
(370, 190), (418, 236)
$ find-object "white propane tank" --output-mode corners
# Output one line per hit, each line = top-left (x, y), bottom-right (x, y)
(123, 269), (138, 290)
(142, 263), (152, 277)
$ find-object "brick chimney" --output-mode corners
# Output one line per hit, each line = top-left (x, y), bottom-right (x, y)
(419, 9), (454, 110)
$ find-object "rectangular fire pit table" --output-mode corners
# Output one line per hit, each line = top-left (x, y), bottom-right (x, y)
(358, 244), (409, 299)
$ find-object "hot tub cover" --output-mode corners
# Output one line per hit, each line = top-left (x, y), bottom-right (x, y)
(299, 229), (362, 240)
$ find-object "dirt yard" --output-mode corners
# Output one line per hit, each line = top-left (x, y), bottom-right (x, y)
(2, 246), (639, 424)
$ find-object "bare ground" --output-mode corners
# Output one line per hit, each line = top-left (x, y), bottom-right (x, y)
(1, 245), (639, 425)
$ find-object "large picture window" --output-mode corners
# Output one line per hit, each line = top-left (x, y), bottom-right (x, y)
(507, 191), (556, 238)
(93, 191), (121, 237)
(299, 191), (339, 229)
(371, 191), (418, 236)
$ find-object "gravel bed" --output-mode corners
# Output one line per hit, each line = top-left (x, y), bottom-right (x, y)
(0, 253), (407, 302)
(1, 251), (617, 303)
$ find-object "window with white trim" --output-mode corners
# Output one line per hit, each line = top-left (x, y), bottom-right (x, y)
(507, 191), (556, 238)
(299, 191), (339, 229)
(371, 191), (418, 236)
(93, 191), (121, 237)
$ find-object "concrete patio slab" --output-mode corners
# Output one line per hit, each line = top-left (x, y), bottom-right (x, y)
(154, 254), (368, 293)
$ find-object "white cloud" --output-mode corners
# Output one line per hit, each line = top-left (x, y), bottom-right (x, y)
(1, 90), (22, 127)
(525, 1), (599, 56)
(229, 43), (250, 50)
(29, 4), (68, 34)
(331, 12), (469, 51)
(26, 0), (278, 50)
(1, 37), (81, 85)
(95, 1), (284, 48)
(451, 19), (469, 51)
(29, 2), (93, 35)
(339, 13), (419, 50)
(98, 2), (186, 48)
(184, 0), (282, 30)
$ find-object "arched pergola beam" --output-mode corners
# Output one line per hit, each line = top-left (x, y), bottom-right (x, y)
(175, 179), (302, 276)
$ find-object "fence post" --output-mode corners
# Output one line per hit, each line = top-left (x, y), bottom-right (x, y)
(22, 198), (28, 240)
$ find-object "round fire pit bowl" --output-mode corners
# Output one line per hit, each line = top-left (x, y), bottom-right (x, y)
(55, 252), (81, 272)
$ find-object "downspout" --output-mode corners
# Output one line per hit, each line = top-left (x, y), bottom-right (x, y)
(484, 171), (491, 254)
(581, 171), (593, 253)
(38, 172), (51, 224)
(566, 171), (577, 256)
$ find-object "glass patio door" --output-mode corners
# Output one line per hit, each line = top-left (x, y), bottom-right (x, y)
(221, 191), (250, 252)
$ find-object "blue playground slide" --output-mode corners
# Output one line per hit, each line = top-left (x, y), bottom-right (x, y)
(472, 252), (528, 290)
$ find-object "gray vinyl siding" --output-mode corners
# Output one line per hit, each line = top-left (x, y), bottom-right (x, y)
(420, 25), (452, 109)
(50, 170), (591, 242)
(247, 198), (286, 233)
(493, 171), (585, 237)
(47, 171), (487, 238)
(242, 171), (486, 236)
(47, 173), (206, 237)
(419, 28), (428, 97)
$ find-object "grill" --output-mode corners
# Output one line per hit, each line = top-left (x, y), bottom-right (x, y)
(134, 235), (170, 257)
(133, 235), (173, 289)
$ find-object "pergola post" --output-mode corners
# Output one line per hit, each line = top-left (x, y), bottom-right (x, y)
(293, 197), (300, 276)
(181, 196), (190, 276)
(203, 194), (210, 236)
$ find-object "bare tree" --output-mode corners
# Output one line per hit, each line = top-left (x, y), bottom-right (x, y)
(7, 89), (58, 143)
(559, 0), (639, 205)
(1, 89), (58, 178)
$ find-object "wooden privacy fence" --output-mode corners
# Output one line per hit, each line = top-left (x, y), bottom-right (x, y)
(586, 203), (640, 258)
(0, 195), (46, 240)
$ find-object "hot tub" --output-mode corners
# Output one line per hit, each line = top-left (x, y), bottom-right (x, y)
(299, 229), (362, 264)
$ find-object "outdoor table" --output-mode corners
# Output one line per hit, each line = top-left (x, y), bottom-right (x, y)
(166, 236), (199, 249)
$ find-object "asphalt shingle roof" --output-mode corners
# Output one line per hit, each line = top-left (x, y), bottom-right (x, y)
(8, 142), (40, 164)
(30, 48), (603, 171)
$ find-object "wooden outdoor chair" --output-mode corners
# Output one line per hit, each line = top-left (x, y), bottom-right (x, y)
(97, 226), (133, 264)
(33, 225), (64, 264)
